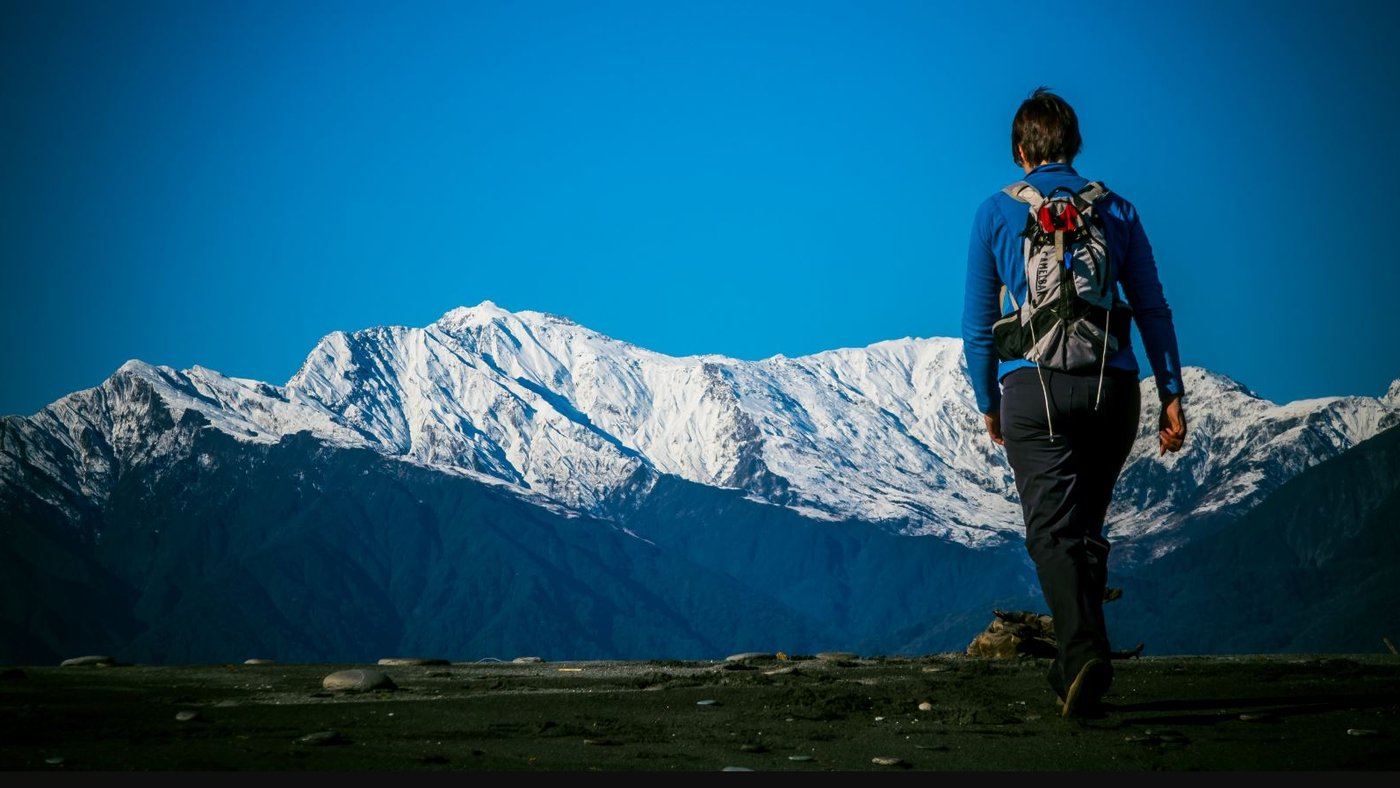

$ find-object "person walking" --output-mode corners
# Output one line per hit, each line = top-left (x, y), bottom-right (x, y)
(961, 87), (1188, 718)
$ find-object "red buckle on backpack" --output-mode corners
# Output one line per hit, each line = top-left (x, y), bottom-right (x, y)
(1038, 203), (1081, 234)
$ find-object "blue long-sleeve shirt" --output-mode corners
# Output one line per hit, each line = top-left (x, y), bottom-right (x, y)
(961, 162), (1184, 414)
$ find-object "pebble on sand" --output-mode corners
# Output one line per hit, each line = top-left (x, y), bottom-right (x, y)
(917, 701), (934, 712)
(815, 651), (859, 662)
(724, 652), (775, 662)
(297, 730), (347, 746)
(243, 659), (276, 666)
(174, 711), (200, 722)
(322, 669), (398, 692)
(872, 756), (904, 766)
(377, 658), (450, 666)
(511, 656), (544, 664)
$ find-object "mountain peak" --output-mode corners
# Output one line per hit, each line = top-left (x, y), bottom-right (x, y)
(116, 358), (159, 375)
(434, 300), (584, 335)
(1385, 378), (1400, 408)
(437, 300), (511, 324)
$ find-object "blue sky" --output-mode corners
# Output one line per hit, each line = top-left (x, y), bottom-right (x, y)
(2, 0), (1398, 416)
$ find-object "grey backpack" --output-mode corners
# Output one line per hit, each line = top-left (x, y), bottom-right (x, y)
(992, 180), (1131, 376)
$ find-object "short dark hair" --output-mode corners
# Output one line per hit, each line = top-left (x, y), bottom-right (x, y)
(1011, 87), (1082, 167)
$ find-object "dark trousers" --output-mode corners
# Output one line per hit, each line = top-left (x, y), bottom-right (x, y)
(1000, 366), (1141, 697)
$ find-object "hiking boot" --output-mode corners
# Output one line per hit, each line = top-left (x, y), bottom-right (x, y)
(1059, 658), (1110, 719)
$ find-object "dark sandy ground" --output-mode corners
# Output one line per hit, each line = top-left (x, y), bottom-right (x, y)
(2, 652), (1398, 776)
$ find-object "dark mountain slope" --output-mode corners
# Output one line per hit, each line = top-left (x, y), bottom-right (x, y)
(1111, 424), (1400, 655)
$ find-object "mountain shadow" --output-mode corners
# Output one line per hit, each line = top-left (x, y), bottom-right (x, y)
(1109, 423), (1400, 655)
(1, 426), (840, 664)
(1, 422), (1041, 664)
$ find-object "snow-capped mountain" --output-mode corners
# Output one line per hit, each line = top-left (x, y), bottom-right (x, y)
(4, 300), (1399, 664)
(5, 300), (1396, 556)
(283, 301), (1017, 545)
(1110, 367), (1400, 561)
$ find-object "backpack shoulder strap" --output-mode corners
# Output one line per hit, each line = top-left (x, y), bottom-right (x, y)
(1077, 181), (1111, 204)
(1002, 181), (1044, 211)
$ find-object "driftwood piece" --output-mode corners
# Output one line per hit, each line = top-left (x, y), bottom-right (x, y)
(965, 610), (1057, 659)
(965, 587), (1143, 660)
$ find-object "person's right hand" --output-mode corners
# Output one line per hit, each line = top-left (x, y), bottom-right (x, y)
(1159, 394), (1186, 456)
(984, 411), (1005, 446)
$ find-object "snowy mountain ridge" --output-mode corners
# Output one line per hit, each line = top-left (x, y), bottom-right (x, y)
(4, 300), (1396, 553)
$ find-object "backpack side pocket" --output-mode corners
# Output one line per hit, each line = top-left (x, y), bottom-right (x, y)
(993, 311), (1028, 361)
